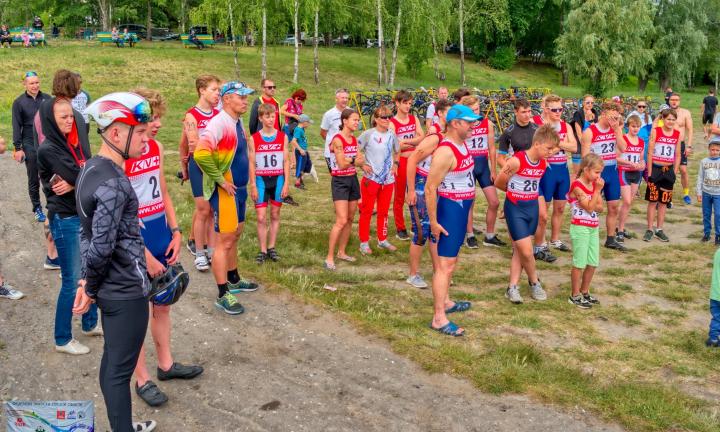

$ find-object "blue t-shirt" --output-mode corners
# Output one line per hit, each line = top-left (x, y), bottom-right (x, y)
(293, 126), (308, 150)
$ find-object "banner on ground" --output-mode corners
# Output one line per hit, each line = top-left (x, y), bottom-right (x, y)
(4, 400), (94, 432)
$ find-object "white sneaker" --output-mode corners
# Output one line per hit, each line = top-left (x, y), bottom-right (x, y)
(0, 282), (24, 300)
(505, 285), (524, 304)
(133, 420), (157, 431)
(530, 281), (547, 301)
(55, 339), (90, 355)
(82, 324), (104, 337)
(310, 165), (319, 182)
(377, 240), (397, 251)
(406, 274), (428, 289)
(194, 253), (210, 271)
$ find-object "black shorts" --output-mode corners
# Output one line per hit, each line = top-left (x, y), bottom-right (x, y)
(703, 113), (714, 125)
(331, 175), (361, 201)
(645, 165), (675, 203)
(681, 142), (688, 166)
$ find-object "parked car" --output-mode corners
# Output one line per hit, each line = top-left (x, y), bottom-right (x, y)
(444, 43), (472, 54)
(366, 39), (392, 48)
(301, 32), (324, 45)
(117, 23), (147, 39)
(332, 34), (351, 45)
(151, 27), (178, 41)
(282, 34), (302, 46)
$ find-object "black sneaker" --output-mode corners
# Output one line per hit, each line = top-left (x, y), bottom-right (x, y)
(267, 248), (280, 262)
(465, 236), (479, 249)
(256, 251), (268, 264)
(654, 229), (669, 242)
(615, 231), (625, 243)
(483, 235), (506, 247)
(534, 248), (557, 263)
(186, 239), (197, 256)
(583, 293), (600, 305)
(622, 230), (636, 239)
(283, 195), (299, 206)
(702, 234), (711, 242)
(157, 362), (204, 381)
(135, 381), (168, 407)
(643, 230), (654, 242)
(568, 295), (592, 309)
(396, 230), (410, 241)
(604, 238), (627, 251)
(667, 201), (673, 209)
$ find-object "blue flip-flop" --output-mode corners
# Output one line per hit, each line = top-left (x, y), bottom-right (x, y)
(445, 301), (472, 314)
(429, 321), (464, 337)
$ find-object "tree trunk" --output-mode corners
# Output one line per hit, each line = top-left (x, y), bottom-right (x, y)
(562, 70), (569, 86)
(459, 0), (465, 86)
(389, 1), (401, 86)
(98, 0), (111, 31)
(228, 0), (239, 79)
(314, 6), (320, 84)
(638, 76), (649, 93)
(293, 0), (299, 83)
(659, 72), (670, 93)
(180, 0), (186, 33)
(431, 25), (440, 80)
(377, 0), (384, 86)
(146, 0), (152, 41)
(715, 70), (718, 94)
(261, 7), (267, 79)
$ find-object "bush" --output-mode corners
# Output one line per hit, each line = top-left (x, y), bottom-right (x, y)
(488, 46), (516, 71)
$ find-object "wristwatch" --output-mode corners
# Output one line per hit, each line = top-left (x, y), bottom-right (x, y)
(170, 227), (182, 235)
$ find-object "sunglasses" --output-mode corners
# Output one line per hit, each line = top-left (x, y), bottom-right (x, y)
(549, 108), (563, 113)
(637, 105), (647, 108)
(24, 71), (38, 79)
(378, 115), (393, 120)
(264, 85), (276, 89)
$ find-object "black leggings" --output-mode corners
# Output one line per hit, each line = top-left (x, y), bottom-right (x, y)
(22, 143), (41, 211)
(97, 297), (149, 432)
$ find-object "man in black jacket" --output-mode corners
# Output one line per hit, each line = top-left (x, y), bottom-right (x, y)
(12, 71), (51, 221)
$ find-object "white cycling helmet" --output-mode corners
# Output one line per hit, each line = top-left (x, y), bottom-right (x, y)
(85, 92), (152, 159)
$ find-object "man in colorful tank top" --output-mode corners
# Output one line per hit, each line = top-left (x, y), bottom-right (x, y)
(425, 104), (479, 337)
(389, 90), (425, 241)
(495, 125), (559, 305)
(124, 88), (203, 408)
(179, 74), (221, 271)
(532, 94), (578, 256)
(581, 101), (627, 251)
(194, 81), (257, 315)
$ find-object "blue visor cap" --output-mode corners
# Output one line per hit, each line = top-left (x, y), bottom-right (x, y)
(446, 104), (481, 122)
(220, 81), (255, 97)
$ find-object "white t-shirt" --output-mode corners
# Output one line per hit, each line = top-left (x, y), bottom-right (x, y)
(358, 128), (400, 185)
(425, 102), (438, 126)
(321, 106), (343, 157)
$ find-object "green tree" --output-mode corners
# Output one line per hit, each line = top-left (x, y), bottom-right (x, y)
(555, 0), (654, 96)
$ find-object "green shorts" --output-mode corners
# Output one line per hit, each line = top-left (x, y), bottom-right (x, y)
(569, 224), (599, 269)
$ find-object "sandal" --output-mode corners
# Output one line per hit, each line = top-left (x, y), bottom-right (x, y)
(429, 321), (464, 337)
(445, 301), (472, 314)
(336, 254), (356, 262)
(255, 251), (267, 264)
(267, 248), (280, 262)
(323, 260), (336, 271)
(136, 380), (168, 407)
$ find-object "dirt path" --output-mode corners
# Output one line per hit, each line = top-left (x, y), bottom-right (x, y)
(0, 157), (626, 431)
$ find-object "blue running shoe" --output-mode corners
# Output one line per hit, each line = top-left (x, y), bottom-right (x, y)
(683, 195), (692, 205)
(34, 207), (46, 223)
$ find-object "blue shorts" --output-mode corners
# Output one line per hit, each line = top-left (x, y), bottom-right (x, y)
(472, 156), (493, 189)
(571, 153), (582, 164)
(540, 163), (571, 202)
(294, 149), (313, 178)
(255, 175), (284, 208)
(410, 174), (430, 246)
(188, 156), (204, 198)
(433, 196), (473, 258)
(601, 164), (621, 201)
(209, 186), (247, 233)
(504, 199), (539, 241)
(139, 213), (172, 266)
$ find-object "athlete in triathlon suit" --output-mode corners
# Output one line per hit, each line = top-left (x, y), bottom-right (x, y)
(249, 103), (290, 263)
(389, 90), (425, 241)
(495, 125), (559, 304)
(581, 101), (627, 251)
(460, 95), (505, 249)
(74, 92), (157, 432)
(532, 94), (577, 254)
(616, 115), (647, 241)
(426, 104), (479, 337)
(179, 75), (221, 271)
(645, 109), (681, 242)
(125, 88), (203, 408)
(194, 82), (258, 315)
(406, 99), (452, 289)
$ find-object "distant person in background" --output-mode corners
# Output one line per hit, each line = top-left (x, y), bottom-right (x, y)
(625, 100), (653, 147)
(424, 86), (449, 130)
(665, 87), (673, 105)
(28, 28), (38, 47)
(280, 88), (306, 140)
(111, 27), (123, 47)
(123, 28), (135, 47)
(0, 25), (12, 48)
(52, 22), (59, 38)
(33, 16), (44, 31)
(702, 88), (718, 140)
(188, 28), (204, 50)
(571, 95), (599, 175)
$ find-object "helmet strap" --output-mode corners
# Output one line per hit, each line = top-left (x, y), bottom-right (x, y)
(99, 125), (134, 160)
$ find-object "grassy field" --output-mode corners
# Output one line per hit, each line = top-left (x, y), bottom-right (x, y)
(1, 40), (719, 432)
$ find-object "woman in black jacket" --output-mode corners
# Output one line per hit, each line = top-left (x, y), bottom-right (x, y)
(37, 73), (99, 356)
